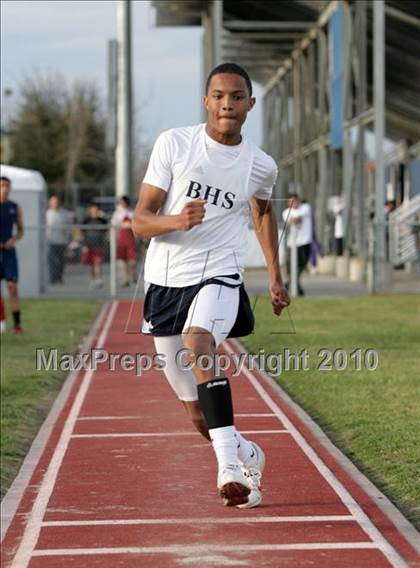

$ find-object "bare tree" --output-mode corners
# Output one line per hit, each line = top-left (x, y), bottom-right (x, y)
(9, 73), (111, 203)
(132, 98), (152, 197)
(64, 83), (90, 191)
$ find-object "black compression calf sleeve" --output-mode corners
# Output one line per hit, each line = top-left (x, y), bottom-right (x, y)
(197, 378), (234, 430)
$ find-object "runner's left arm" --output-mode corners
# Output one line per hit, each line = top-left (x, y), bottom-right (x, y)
(250, 197), (290, 315)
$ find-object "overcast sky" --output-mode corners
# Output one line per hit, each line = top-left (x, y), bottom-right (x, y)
(1, 0), (263, 148)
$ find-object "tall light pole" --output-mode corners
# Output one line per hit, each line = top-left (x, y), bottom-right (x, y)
(106, 40), (118, 152)
(212, 0), (223, 66)
(373, 0), (386, 292)
(1, 88), (14, 164)
(116, 0), (133, 199)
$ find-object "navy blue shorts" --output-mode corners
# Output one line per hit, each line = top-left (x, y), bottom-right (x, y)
(142, 274), (254, 338)
(0, 249), (19, 282)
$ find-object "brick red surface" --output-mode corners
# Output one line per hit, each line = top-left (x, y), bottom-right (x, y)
(2, 301), (419, 568)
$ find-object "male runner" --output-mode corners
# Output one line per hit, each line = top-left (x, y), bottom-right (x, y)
(0, 176), (24, 333)
(133, 63), (289, 508)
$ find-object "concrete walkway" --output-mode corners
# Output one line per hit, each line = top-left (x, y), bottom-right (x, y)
(40, 265), (418, 300)
(244, 269), (369, 297)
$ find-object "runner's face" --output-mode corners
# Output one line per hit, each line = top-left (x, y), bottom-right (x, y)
(0, 180), (11, 202)
(204, 73), (255, 138)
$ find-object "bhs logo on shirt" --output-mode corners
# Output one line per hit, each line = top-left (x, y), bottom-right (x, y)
(186, 180), (235, 210)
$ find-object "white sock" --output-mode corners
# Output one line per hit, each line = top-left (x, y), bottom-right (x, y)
(235, 430), (258, 467)
(209, 425), (239, 470)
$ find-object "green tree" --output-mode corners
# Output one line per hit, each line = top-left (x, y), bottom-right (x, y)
(10, 74), (111, 202)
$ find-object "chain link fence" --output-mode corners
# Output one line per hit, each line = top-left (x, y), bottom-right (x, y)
(17, 220), (419, 299)
(23, 224), (147, 298)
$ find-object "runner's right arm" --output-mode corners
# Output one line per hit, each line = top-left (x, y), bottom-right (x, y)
(132, 183), (206, 238)
(1, 206), (24, 250)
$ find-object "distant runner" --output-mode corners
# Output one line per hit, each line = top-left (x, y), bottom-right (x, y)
(0, 176), (24, 333)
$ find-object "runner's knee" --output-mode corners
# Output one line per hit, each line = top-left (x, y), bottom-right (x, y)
(182, 326), (215, 356)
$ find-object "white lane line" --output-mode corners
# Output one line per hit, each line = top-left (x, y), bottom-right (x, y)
(77, 416), (144, 421)
(41, 515), (355, 527)
(77, 413), (276, 420)
(32, 542), (379, 557)
(70, 430), (289, 438)
(10, 301), (119, 568)
(236, 413), (276, 417)
(224, 340), (408, 568)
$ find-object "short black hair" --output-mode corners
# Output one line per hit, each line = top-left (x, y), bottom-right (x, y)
(206, 63), (252, 96)
(120, 196), (131, 207)
(288, 193), (300, 200)
(0, 176), (11, 185)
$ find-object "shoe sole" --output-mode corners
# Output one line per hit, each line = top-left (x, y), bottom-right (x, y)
(219, 482), (250, 507)
(237, 492), (262, 509)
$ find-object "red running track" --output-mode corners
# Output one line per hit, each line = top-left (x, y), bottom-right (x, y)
(2, 301), (419, 567)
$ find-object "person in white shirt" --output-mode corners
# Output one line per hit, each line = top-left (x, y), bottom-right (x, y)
(333, 195), (344, 256)
(46, 196), (72, 284)
(111, 196), (137, 286)
(133, 63), (290, 509)
(282, 194), (312, 296)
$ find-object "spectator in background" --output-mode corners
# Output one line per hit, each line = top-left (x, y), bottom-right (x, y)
(0, 176), (24, 333)
(111, 196), (137, 286)
(385, 199), (397, 262)
(82, 203), (107, 288)
(282, 193), (312, 296)
(385, 199), (396, 217)
(46, 196), (72, 284)
(333, 195), (345, 256)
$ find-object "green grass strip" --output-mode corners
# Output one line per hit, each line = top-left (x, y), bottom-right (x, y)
(243, 294), (420, 528)
(1, 299), (101, 498)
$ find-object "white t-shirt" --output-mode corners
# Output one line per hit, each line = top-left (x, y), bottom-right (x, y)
(333, 201), (344, 239)
(143, 123), (277, 287)
(282, 203), (312, 247)
(46, 208), (72, 245)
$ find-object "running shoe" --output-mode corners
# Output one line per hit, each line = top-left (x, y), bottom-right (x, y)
(237, 442), (265, 509)
(217, 463), (251, 507)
